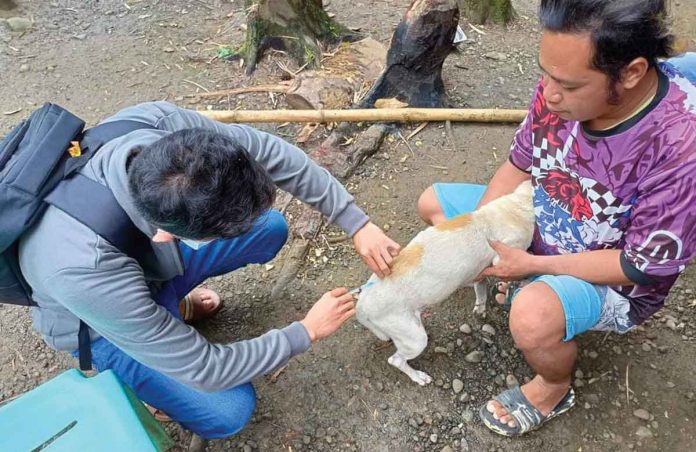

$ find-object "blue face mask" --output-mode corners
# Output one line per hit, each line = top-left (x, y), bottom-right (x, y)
(180, 238), (214, 250)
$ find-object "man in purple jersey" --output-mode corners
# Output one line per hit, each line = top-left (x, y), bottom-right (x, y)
(418, 0), (696, 436)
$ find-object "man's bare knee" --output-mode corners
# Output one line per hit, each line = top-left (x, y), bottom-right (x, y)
(417, 186), (445, 225)
(509, 284), (566, 350)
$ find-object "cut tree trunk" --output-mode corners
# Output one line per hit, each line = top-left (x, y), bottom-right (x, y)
(462, 0), (515, 25)
(285, 38), (387, 110)
(360, 0), (460, 108)
(233, 0), (361, 75)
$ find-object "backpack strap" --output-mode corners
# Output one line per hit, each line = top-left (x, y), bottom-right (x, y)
(45, 174), (153, 258)
(64, 119), (154, 177)
(77, 318), (93, 373)
(45, 174), (154, 372)
(46, 118), (155, 371)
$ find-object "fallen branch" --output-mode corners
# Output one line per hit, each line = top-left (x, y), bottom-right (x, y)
(182, 79), (210, 93)
(269, 365), (288, 383)
(326, 234), (349, 244)
(445, 120), (458, 150)
(200, 108), (527, 124)
(397, 130), (415, 157)
(468, 23), (486, 35)
(190, 83), (291, 98)
(406, 122), (428, 141)
(625, 362), (631, 405)
(270, 239), (313, 300)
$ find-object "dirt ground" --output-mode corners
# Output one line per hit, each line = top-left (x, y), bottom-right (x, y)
(1, 1), (695, 451)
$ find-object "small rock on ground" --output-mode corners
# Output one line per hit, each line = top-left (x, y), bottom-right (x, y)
(465, 351), (483, 363)
(6, 16), (31, 32)
(636, 426), (653, 438)
(633, 408), (651, 421)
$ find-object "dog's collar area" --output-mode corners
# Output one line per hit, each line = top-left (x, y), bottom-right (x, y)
(350, 281), (376, 295)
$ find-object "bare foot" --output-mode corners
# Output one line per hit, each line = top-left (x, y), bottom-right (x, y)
(493, 281), (528, 306)
(144, 403), (172, 422)
(494, 282), (507, 305)
(485, 375), (570, 428)
(179, 287), (222, 323)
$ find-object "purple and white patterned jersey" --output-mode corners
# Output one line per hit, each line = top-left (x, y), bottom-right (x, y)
(509, 63), (696, 325)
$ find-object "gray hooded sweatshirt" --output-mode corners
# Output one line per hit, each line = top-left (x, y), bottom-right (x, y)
(18, 102), (369, 392)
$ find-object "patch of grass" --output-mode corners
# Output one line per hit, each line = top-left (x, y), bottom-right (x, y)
(216, 46), (234, 59)
(304, 46), (316, 65)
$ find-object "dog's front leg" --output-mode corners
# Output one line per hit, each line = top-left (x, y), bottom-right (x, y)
(473, 281), (488, 316)
(388, 352), (433, 386)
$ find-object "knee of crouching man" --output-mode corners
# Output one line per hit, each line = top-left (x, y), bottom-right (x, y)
(509, 289), (561, 351)
(416, 186), (438, 224)
(261, 210), (289, 255)
(201, 384), (257, 439)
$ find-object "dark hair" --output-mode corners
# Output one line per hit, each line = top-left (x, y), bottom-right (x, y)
(539, 0), (674, 86)
(128, 128), (276, 239)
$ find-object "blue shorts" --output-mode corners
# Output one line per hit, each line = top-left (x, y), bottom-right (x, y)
(433, 183), (635, 341)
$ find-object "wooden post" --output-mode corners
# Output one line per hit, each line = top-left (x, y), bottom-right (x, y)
(200, 108), (527, 124)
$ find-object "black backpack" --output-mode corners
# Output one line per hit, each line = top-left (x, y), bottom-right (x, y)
(0, 103), (154, 370)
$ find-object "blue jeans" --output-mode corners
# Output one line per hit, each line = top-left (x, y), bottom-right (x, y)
(74, 210), (289, 439)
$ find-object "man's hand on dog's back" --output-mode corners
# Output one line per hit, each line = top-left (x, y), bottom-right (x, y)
(300, 288), (356, 342)
(352, 222), (402, 278)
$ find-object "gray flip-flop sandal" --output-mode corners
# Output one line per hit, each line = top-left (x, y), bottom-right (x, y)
(479, 386), (576, 436)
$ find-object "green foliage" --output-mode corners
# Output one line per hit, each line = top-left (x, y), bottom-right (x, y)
(304, 46), (317, 65)
(216, 46), (234, 59)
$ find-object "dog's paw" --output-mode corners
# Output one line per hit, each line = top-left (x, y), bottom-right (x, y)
(473, 305), (487, 316)
(411, 371), (433, 386)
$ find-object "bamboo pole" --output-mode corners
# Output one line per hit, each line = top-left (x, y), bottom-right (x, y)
(199, 108), (527, 124)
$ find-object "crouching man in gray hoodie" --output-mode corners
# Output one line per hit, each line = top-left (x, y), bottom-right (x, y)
(18, 101), (400, 438)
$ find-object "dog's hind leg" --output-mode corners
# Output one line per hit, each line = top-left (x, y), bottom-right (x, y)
(473, 281), (488, 316)
(359, 316), (390, 342)
(388, 312), (432, 385)
(388, 352), (432, 386)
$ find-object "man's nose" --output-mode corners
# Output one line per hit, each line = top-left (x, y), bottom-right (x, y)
(542, 78), (563, 104)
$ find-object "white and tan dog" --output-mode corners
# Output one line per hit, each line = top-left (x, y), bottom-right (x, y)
(356, 181), (535, 385)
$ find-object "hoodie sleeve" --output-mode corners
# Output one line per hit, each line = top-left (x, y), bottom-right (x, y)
(41, 262), (311, 392)
(102, 101), (369, 236)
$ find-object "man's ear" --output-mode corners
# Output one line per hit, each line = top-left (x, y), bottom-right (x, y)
(130, 146), (143, 158)
(620, 57), (650, 90)
(152, 229), (176, 243)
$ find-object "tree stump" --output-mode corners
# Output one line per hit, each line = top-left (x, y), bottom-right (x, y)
(462, 0), (515, 25)
(285, 38), (387, 110)
(0, 0), (17, 10)
(360, 0), (460, 108)
(270, 1), (461, 297)
(233, 0), (361, 75)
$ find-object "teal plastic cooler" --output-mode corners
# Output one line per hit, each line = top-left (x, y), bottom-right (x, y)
(0, 369), (173, 451)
